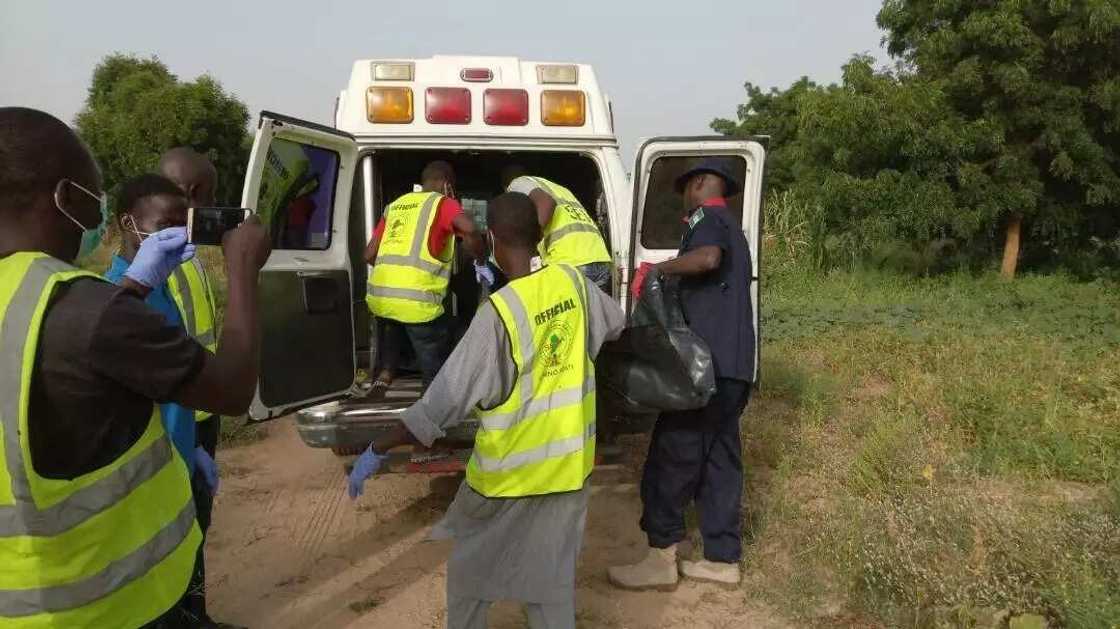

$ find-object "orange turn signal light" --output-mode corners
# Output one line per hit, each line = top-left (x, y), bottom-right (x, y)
(367, 87), (413, 123)
(541, 90), (585, 126)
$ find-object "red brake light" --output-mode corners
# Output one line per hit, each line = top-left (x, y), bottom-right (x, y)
(484, 89), (529, 126)
(426, 88), (471, 124)
(461, 68), (493, 82)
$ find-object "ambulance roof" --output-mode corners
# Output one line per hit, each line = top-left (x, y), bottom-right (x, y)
(336, 55), (616, 142)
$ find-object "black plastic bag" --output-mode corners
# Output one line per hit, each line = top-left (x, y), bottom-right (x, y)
(598, 272), (717, 414)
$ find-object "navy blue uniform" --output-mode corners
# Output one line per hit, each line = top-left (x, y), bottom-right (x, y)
(639, 198), (754, 563)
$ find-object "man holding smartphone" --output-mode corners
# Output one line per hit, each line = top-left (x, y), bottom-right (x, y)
(0, 107), (270, 628)
(159, 147), (240, 629)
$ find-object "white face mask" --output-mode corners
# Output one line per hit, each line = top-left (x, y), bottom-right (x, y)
(54, 179), (108, 259)
(122, 214), (155, 242)
(487, 231), (501, 272)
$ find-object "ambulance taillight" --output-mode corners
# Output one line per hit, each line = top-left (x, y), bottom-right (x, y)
(484, 89), (529, 126)
(426, 88), (471, 124)
(541, 90), (585, 126)
(366, 87), (413, 123)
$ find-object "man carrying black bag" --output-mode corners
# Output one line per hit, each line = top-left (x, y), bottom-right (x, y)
(609, 159), (754, 589)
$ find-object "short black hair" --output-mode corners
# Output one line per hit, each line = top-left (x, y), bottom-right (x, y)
(115, 173), (186, 218)
(487, 192), (541, 249)
(0, 107), (93, 211)
(421, 160), (455, 187)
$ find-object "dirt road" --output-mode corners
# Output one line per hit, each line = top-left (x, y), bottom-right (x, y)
(206, 420), (789, 628)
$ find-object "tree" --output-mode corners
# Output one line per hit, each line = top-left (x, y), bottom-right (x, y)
(877, 0), (1120, 277)
(75, 54), (251, 205)
(712, 77), (825, 194)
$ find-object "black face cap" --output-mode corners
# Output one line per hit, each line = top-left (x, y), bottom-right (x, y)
(673, 158), (743, 197)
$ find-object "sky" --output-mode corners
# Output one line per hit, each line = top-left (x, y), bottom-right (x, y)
(1, 0), (887, 160)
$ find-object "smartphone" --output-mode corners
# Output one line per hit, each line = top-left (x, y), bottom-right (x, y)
(187, 207), (251, 245)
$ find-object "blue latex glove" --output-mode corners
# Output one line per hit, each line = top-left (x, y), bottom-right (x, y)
(348, 445), (387, 499)
(474, 260), (495, 287)
(124, 227), (197, 288)
(194, 446), (219, 496)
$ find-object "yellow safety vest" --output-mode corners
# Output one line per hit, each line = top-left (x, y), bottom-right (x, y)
(524, 177), (611, 268)
(0, 252), (201, 629)
(367, 192), (454, 324)
(467, 264), (596, 498)
(168, 257), (218, 422)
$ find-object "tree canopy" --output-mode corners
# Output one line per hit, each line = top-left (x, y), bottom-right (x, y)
(715, 0), (1120, 276)
(75, 54), (250, 205)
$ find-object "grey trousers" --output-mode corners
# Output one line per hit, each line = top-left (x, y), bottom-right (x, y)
(447, 596), (575, 629)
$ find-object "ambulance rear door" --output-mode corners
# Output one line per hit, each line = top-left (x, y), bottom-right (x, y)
(628, 137), (766, 382)
(241, 111), (360, 420)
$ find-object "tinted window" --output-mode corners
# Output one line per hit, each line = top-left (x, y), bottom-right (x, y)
(256, 138), (340, 250)
(640, 155), (747, 250)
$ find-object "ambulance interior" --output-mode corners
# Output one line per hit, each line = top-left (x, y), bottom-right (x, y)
(348, 149), (610, 367)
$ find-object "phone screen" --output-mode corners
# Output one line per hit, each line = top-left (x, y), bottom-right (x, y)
(189, 207), (250, 245)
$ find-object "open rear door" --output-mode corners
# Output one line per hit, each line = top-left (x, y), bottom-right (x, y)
(629, 137), (766, 382)
(242, 111), (359, 420)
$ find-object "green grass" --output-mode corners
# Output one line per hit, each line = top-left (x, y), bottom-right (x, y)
(744, 259), (1120, 628)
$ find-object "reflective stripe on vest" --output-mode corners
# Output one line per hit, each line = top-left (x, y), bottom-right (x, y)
(527, 177), (611, 267)
(168, 257), (217, 351)
(367, 192), (453, 324)
(168, 257), (217, 422)
(467, 264), (596, 498)
(0, 252), (201, 627)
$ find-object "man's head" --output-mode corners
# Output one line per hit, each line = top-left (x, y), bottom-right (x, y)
(0, 107), (105, 262)
(158, 147), (218, 207)
(420, 160), (456, 197)
(486, 192), (541, 276)
(500, 164), (528, 189)
(680, 172), (728, 210)
(674, 159), (741, 211)
(115, 174), (188, 259)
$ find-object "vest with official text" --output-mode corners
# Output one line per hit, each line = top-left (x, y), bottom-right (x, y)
(467, 264), (596, 498)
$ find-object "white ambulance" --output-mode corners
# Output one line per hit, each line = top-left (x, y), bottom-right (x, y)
(242, 56), (765, 468)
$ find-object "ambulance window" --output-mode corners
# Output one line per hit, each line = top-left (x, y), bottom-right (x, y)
(640, 156), (747, 249)
(255, 138), (340, 250)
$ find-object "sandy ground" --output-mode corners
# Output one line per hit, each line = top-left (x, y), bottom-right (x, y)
(206, 420), (790, 629)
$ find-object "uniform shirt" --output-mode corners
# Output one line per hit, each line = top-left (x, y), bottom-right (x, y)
(27, 277), (206, 480)
(401, 270), (625, 603)
(679, 198), (755, 382)
(373, 196), (463, 259)
(106, 255), (199, 473)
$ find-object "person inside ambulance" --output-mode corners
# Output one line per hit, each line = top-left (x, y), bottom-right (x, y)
(348, 191), (625, 629)
(501, 165), (613, 294)
(0, 107), (269, 628)
(363, 160), (487, 396)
